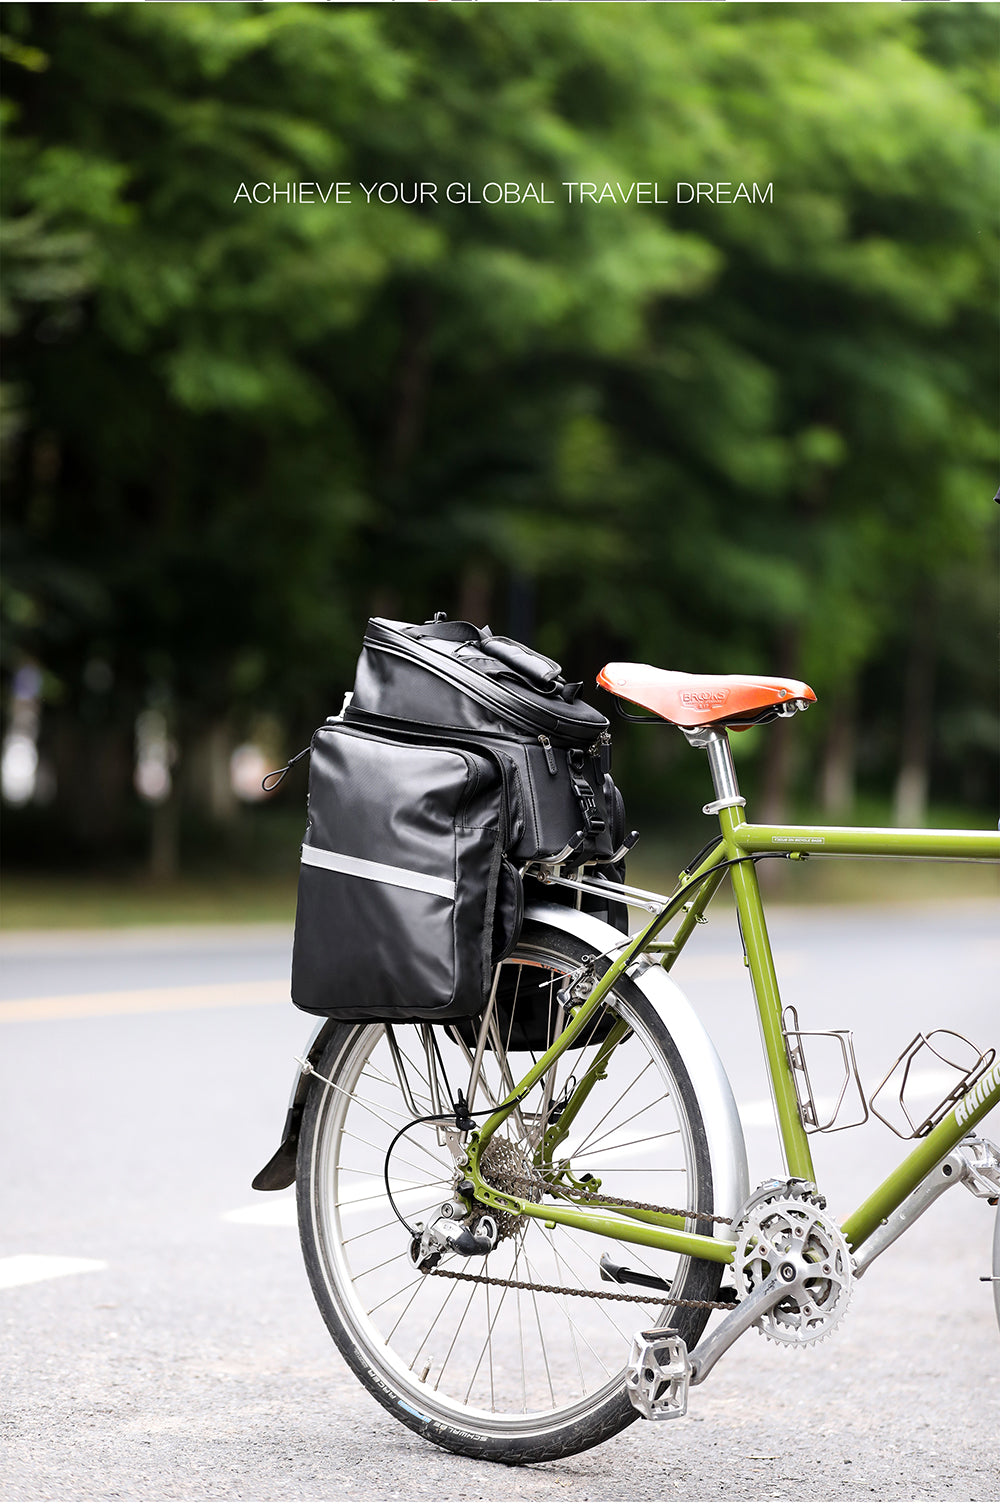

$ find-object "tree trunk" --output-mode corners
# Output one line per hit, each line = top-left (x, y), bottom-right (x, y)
(758, 717), (796, 826)
(758, 627), (802, 826)
(149, 793), (179, 881)
(458, 563), (492, 629)
(188, 720), (236, 824)
(506, 572), (536, 646)
(893, 602), (935, 827)
(756, 629), (802, 893)
(819, 681), (857, 818)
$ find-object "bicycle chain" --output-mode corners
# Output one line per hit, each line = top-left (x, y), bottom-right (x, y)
(424, 1172), (737, 1310)
(426, 1267), (736, 1309)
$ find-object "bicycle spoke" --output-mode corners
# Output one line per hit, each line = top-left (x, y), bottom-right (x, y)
(341, 1124), (453, 1182)
(521, 1239), (620, 1375)
(574, 1130), (682, 1163)
(336, 1176), (444, 1209)
(384, 1266), (439, 1341)
(432, 1275), (482, 1394)
(569, 1067), (657, 1157)
(353, 1248), (413, 1283)
(548, 1232), (587, 1397)
(367, 1270), (427, 1317)
(341, 1212), (426, 1245)
(461, 1261), (517, 1408)
(526, 1274), (556, 1410)
(407, 1265), (467, 1373)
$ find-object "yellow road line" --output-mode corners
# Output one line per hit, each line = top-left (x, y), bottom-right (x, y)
(0, 979), (290, 1023)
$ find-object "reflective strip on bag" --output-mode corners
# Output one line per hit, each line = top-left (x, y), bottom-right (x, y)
(300, 844), (456, 900)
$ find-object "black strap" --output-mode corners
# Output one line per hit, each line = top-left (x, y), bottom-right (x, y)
(407, 618), (492, 644)
(568, 750), (605, 834)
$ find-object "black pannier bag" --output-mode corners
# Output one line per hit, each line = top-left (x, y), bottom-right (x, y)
(290, 616), (631, 1025)
(291, 722), (522, 1021)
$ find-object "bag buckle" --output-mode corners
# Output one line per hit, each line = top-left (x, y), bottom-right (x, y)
(568, 751), (605, 835)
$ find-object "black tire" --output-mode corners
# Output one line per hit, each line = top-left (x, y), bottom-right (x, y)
(296, 920), (723, 1464)
(993, 1200), (1000, 1334)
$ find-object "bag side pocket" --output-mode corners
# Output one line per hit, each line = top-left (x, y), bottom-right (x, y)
(291, 726), (504, 1022)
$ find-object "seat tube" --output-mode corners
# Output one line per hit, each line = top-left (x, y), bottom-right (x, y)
(703, 730), (815, 1182)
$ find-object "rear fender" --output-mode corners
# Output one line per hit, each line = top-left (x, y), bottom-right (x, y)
(525, 901), (749, 1222)
(251, 1016), (336, 1191)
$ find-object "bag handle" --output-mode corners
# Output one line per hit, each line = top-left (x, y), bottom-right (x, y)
(478, 635), (562, 691)
(408, 615), (579, 700)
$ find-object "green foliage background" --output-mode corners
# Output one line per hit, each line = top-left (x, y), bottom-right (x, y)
(1, 1), (997, 875)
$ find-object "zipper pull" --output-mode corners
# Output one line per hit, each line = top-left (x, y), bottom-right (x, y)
(538, 734), (558, 775)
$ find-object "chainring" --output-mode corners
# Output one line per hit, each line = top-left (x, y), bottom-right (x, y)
(733, 1190), (853, 1347)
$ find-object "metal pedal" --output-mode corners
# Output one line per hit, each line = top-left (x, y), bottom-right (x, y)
(957, 1137), (1000, 1203)
(625, 1326), (692, 1421)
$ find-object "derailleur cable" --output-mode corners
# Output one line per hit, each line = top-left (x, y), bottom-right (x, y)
(382, 1089), (526, 1239)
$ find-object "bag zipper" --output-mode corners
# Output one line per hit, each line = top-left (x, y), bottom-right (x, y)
(537, 735), (558, 775)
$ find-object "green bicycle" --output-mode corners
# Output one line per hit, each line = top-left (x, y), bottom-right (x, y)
(278, 663), (1000, 1464)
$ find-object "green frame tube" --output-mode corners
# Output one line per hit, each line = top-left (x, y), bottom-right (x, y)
(729, 821), (1000, 861)
(462, 754), (999, 1273)
(717, 806), (999, 1193)
(842, 1057), (1000, 1249)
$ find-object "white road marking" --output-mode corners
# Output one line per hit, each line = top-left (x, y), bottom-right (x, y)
(224, 1199), (297, 1227)
(227, 1070), (984, 1228)
(0, 979), (289, 1023)
(0, 1255), (108, 1290)
(224, 1177), (443, 1227)
(739, 1099), (779, 1128)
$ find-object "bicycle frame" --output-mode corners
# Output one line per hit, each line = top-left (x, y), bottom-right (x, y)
(464, 726), (1000, 1269)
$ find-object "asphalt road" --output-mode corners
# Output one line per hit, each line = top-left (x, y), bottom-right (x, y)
(1, 900), (998, 1503)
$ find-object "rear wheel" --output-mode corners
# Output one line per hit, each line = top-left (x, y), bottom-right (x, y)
(297, 920), (723, 1463)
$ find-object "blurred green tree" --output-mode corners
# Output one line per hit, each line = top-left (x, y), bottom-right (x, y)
(1, 1), (995, 869)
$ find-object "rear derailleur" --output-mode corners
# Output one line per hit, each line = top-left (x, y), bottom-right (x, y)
(409, 1200), (499, 1271)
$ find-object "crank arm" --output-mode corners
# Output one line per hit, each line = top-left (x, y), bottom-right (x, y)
(688, 1253), (805, 1387)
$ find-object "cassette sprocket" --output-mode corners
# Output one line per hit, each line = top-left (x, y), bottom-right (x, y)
(733, 1189), (853, 1346)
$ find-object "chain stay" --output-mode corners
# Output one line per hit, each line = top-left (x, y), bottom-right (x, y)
(429, 1171), (736, 1309)
(504, 1170), (733, 1226)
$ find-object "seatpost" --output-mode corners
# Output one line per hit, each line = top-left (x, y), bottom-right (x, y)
(704, 729), (741, 807)
(681, 725), (744, 814)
